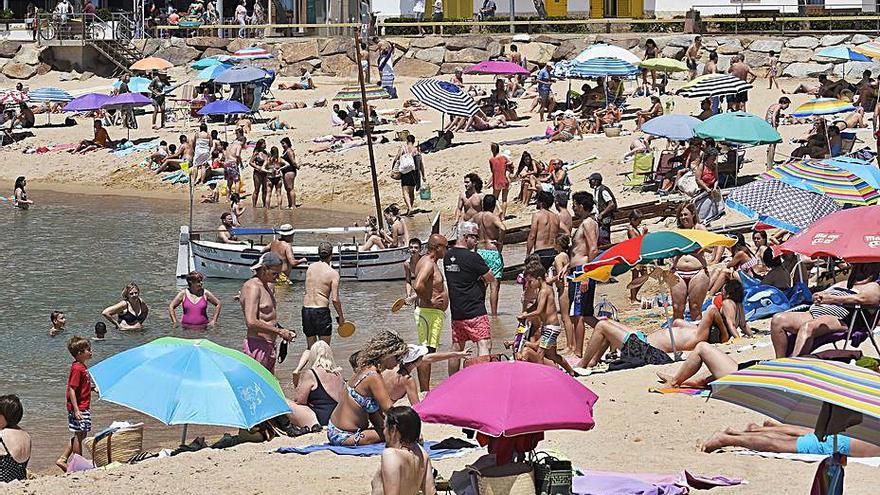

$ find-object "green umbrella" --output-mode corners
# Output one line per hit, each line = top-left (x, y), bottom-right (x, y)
(638, 57), (688, 73)
(694, 111), (782, 145)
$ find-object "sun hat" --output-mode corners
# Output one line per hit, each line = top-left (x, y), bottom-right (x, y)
(401, 344), (429, 364)
(276, 224), (295, 236)
(252, 252), (282, 271)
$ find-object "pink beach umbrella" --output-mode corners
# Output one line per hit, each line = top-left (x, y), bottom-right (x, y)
(413, 361), (598, 437)
(463, 60), (531, 76)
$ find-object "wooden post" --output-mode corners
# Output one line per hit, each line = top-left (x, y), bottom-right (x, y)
(353, 31), (384, 230)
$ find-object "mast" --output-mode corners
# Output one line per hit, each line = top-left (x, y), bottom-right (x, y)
(353, 31), (384, 230)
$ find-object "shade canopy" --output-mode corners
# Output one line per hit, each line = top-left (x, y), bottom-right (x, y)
(779, 206), (880, 262)
(816, 46), (872, 62)
(192, 57), (226, 70)
(574, 43), (641, 65)
(677, 74), (753, 98)
(638, 57), (688, 72)
(410, 78), (480, 117)
(130, 56), (173, 71)
(63, 93), (111, 112)
(463, 60), (530, 75)
(641, 114), (702, 141)
(726, 177), (842, 232)
(790, 98), (857, 118)
(695, 111), (782, 145)
(196, 64), (232, 80)
(762, 159), (879, 206)
(231, 47), (273, 61)
(565, 57), (639, 78)
(113, 76), (151, 93)
(27, 87), (73, 103)
(0, 90), (28, 105)
(213, 66), (269, 84)
(102, 92), (153, 108)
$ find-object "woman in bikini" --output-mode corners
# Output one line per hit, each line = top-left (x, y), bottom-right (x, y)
(770, 263), (880, 358)
(669, 203), (711, 321)
(167, 271), (221, 329)
(706, 234), (761, 296)
(280, 137), (298, 209)
(550, 234), (574, 355)
(326, 331), (408, 446)
(249, 138), (269, 209)
(548, 111), (581, 142)
(513, 151), (543, 206)
(12, 176), (33, 210)
(370, 406), (435, 495)
(102, 282), (149, 331)
(265, 146), (283, 210)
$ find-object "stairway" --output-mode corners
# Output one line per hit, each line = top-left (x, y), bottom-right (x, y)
(85, 13), (145, 75)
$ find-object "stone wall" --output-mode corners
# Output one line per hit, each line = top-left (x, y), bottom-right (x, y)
(14, 32), (880, 81)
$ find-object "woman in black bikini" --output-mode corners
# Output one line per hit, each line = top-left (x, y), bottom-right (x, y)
(0, 395), (30, 484)
(249, 138), (269, 209)
(102, 282), (149, 331)
(280, 137), (298, 209)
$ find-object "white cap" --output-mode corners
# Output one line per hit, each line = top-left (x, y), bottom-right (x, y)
(401, 344), (429, 364)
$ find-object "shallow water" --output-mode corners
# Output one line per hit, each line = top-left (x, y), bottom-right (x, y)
(1, 189), (525, 472)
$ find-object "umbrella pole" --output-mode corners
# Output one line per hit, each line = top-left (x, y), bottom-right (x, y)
(660, 288), (682, 361)
(180, 424), (188, 446)
(354, 31), (384, 230)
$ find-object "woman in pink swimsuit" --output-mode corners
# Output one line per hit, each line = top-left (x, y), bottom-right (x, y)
(168, 271), (222, 328)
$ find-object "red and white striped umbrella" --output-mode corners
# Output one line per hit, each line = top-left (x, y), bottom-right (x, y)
(0, 90), (29, 105)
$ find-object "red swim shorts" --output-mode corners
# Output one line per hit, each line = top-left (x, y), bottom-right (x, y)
(451, 315), (491, 344)
(243, 337), (277, 374)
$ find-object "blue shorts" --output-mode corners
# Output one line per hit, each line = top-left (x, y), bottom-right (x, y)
(326, 419), (364, 446)
(796, 433), (851, 456)
(568, 278), (596, 317)
(68, 409), (92, 433)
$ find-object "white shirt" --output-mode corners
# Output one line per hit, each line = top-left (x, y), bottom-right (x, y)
(413, 0), (425, 13)
(235, 4), (247, 21)
(433, 0), (442, 14)
(592, 186), (613, 215)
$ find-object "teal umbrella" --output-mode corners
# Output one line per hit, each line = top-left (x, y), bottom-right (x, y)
(192, 57), (225, 70)
(695, 111), (782, 145)
(196, 63), (231, 80)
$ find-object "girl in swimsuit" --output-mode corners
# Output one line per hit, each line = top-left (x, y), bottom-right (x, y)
(280, 137), (298, 209)
(265, 146), (283, 210)
(102, 282), (149, 331)
(770, 263), (880, 358)
(326, 331), (407, 446)
(626, 210), (649, 304)
(12, 176), (32, 210)
(249, 138), (269, 209)
(286, 341), (345, 433)
(167, 271), (221, 329)
(0, 395), (30, 484)
(669, 203), (710, 321)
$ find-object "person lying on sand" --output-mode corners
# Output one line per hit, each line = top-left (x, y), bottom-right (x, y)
(260, 100), (306, 112)
(701, 421), (880, 457)
(548, 111), (581, 142)
(278, 67), (315, 90)
(70, 120), (112, 154)
(832, 107), (867, 130)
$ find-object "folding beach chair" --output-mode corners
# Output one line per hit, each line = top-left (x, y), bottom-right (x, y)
(784, 305), (880, 357)
(641, 150), (676, 192)
(620, 151), (655, 190)
(839, 131), (858, 156)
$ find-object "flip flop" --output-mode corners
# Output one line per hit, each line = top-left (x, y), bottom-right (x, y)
(391, 298), (407, 313)
(338, 321), (356, 338)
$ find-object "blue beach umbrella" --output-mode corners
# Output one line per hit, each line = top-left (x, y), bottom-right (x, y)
(27, 87), (73, 103)
(822, 156), (880, 189)
(191, 57), (225, 70)
(695, 111), (782, 145)
(196, 63), (231, 80)
(565, 57), (639, 79)
(90, 337), (291, 437)
(213, 65), (268, 85)
(816, 46), (872, 62)
(641, 114), (702, 141)
(113, 76), (151, 93)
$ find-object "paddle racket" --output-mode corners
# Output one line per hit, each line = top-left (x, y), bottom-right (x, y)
(338, 321), (356, 338)
(391, 298), (407, 313)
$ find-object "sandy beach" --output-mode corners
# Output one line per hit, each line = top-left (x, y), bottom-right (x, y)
(2, 49), (878, 495)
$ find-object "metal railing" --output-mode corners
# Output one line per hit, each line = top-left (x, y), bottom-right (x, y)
(32, 12), (113, 43)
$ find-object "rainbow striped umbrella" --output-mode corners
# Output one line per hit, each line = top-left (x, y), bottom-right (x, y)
(762, 159), (880, 206)
(790, 98), (856, 118)
(333, 85), (391, 102)
(710, 358), (880, 447)
(572, 229), (736, 282)
(854, 40), (880, 59)
(231, 47), (273, 61)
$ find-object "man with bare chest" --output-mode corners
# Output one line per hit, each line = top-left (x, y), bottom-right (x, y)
(527, 190), (562, 270)
(569, 192), (599, 361)
(240, 252), (295, 374)
(262, 223), (307, 281)
(302, 242), (344, 348)
(456, 173), (484, 224)
(472, 194), (506, 316)
(413, 234), (449, 391)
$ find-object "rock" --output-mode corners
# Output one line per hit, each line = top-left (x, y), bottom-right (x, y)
(520, 42), (555, 65)
(14, 44), (43, 66)
(701, 38), (718, 50)
(439, 62), (462, 74)
(226, 38), (254, 54)
(747, 39), (783, 53)
(80, 71), (94, 80)
(851, 34), (870, 45)
(553, 39), (587, 60)
(279, 40), (320, 64)
(186, 36), (229, 50)
(0, 41), (21, 58)
(610, 38), (639, 49)
(743, 50), (768, 68)
(486, 41), (502, 59)
(665, 35), (698, 48)
(820, 34), (849, 46)
(785, 36), (819, 49)
(320, 53), (356, 77)
(716, 54), (734, 72)
(320, 36), (355, 56)
(812, 53), (841, 64)
(535, 34), (563, 45)
(445, 35), (491, 51)
(413, 46), (446, 65)
(444, 47), (489, 63)
(512, 33), (530, 42)
(153, 45), (200, 66)
(394, 57), (440, 77)
(661, 46), (684, 59)
(780, 47), (813, 64)
(411, 36), (445, 49)
(832, 61), (880, 78)
(133, 39), (163, 55)
(58, 71), (77, 81)
(2, 62), (36, 79)
(716, 39), (743, 55)
(280, 62), (315, 77)
(201, 47), (227, 59)
(386, 37), (411, 51)
(36, 62), (51, 75)
(782, 62), (832, 77)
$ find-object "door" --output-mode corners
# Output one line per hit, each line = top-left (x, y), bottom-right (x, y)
(546, 0), (567, 17)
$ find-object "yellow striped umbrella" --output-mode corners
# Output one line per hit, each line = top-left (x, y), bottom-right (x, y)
(854, 40), (880, 59)
(762, 159), (880, 206)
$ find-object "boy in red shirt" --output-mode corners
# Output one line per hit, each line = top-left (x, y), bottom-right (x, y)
(57, 336), (93, 472)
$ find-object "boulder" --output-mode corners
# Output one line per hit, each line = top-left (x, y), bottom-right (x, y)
(716, 54), (734, 72)
(394, 57), (440, 77)
(444, 47), (489, 63)
(153, 45), (200, 66)
(279, 40), (320, 64)
(226, 39), (255, 54)
(701, 38), (718, 50)
(413, 46), (446, 65)
(36, 62), (51, 75)
(665, 34), (698, 48)
(411, 36), (445, 49)
(386, 37), (411, 51)
(716, 39), (743, 55)
(202, 47), (227, 59)
(747, 39), (783, 53)
(320, 36), (355, 56)
(832, 61), (880, 78)
(512, 33), (530, 42)
(851, 34), (870, 45)
(320, 53), (356, 77)
(486, 41), (502, 59)
(280, 62), (315, 77)
(743, 50), (769, 68)
(186, 36), (229, 50)
(779, 48), (812, 64)
(812, 53), (841, 64)
(14, 44), (44, 66)
(782, 62), (832, 77)
(534, 34), (563, 45)
(132, 39), (163, 55)
(661, 45), (684, 59)
(520, 42), (555, 65)
(553, 39), (588, 60)
(446, 35), (491, 51)
(785, 36), (819, 49)
(820, 34), (849, 46)
(80, 71), (94, 80)
(0, 41), (21, 58)
(2, 62), (36, 79)
(439, 62), (462, 74)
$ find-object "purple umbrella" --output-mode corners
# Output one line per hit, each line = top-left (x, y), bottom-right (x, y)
(63, 93), (111, 112)
(197, 99), (251, 116)
(463, 60), (530, 76)
(102, 93), (153, 139)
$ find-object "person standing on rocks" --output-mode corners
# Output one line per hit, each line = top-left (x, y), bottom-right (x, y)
(686, 35), (702, 81)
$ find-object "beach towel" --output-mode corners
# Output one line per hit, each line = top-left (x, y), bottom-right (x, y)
(112, 139), (162, 157)
(573, 470), (742, 494)
(700, 274), (812, 322)
(498, 135), (547, 146)
(649, 387), (710, 397)
(275, 440), (478, 460)
(732, 449), (880, 467)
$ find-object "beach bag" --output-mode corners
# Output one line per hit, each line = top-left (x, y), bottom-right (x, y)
(675, 170), (699, 197)
(85, 423), (144, 467)
(531, 452), (572, 495)
(390, 157), (402, 180)
(468, 462), (535, 495)
(420, 182), (432, 200)
(399, 149), (416, 175)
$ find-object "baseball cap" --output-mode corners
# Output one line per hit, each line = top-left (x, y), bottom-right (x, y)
(589, 172), (603, 182)
(318, 241), (333, 258)
(459, 221), (479, 236)
(276, 223), (295, 236)
(401, 344), (429, 364)
(252, 251), (282, 271)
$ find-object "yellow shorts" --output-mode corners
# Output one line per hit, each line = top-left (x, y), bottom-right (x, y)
(414, 307), (445, 350)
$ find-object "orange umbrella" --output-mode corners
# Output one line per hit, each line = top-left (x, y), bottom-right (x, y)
(130, 57), (173, 71)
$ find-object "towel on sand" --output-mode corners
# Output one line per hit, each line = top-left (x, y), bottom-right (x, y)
(276, 440), (478, 460)
(574, 469), (743, 494)
(649, 387), (710, 397)
(733, 449), (880, 467)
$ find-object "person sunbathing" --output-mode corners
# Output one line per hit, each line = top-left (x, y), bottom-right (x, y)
(701, 421), (880, 457)
(70, 120), (112, 154)
(655, 341), (744, 388)
(260, 100), (306, 112)
(590, 104), (622, 133)
(636, 96), (663, 129)
(465, 109), (507, 132)
(548, 111), (580, 142)
(576, 279), (746, 369)
(833, 107), (867, 130)
(770, 262), (880, 358)
(278, 67), (315, 90)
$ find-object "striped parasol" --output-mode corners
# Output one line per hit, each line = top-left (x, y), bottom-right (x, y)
(726, 177), (842, 232)
(710, 357), (880, 447)
(854, 39), (880, 58)
(816, 46), (872, 62)
(574, 43), (641, 65)
(333, 85), (391, 102)
(231, 47), (273, 61)
(790, 98), (856, 118)
(565, 57), (639, 79)
(0, 89), (28, 105)
(26, 87), (73, 103)
(677, 73), (752, 98)
(410, 78), (479, 117)
(762, 159), (880, 206)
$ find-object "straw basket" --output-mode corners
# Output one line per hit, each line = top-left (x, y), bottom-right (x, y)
(85, 424), (144, 467)
(603, 126), (621, 138)
(468, 462), (535, 495)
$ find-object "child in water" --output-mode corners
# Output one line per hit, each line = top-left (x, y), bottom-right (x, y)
(49, 310), (66, 337)
(93, 322), (107, 341)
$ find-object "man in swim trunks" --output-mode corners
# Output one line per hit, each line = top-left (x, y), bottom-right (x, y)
(240, 252), (295, 374)
(217, 212), (241, 244)
(223, 128), (246, 198)
(455, 173), (483, 225)
(262, 223), (307, 282)
(701, 421), (879, 457)
(569, 191), (599, 359)
(444, 222), (494, 375)
(685, 35), (701, 80)
(472, 194), (506, 316)
(302, 241), (344, 349)
(527, 190), (562, 271)
(403, 238), (422, 306)
(413, 234), (449, 391)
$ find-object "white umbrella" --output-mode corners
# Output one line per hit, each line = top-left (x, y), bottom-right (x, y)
(574, 43), (641, 65)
